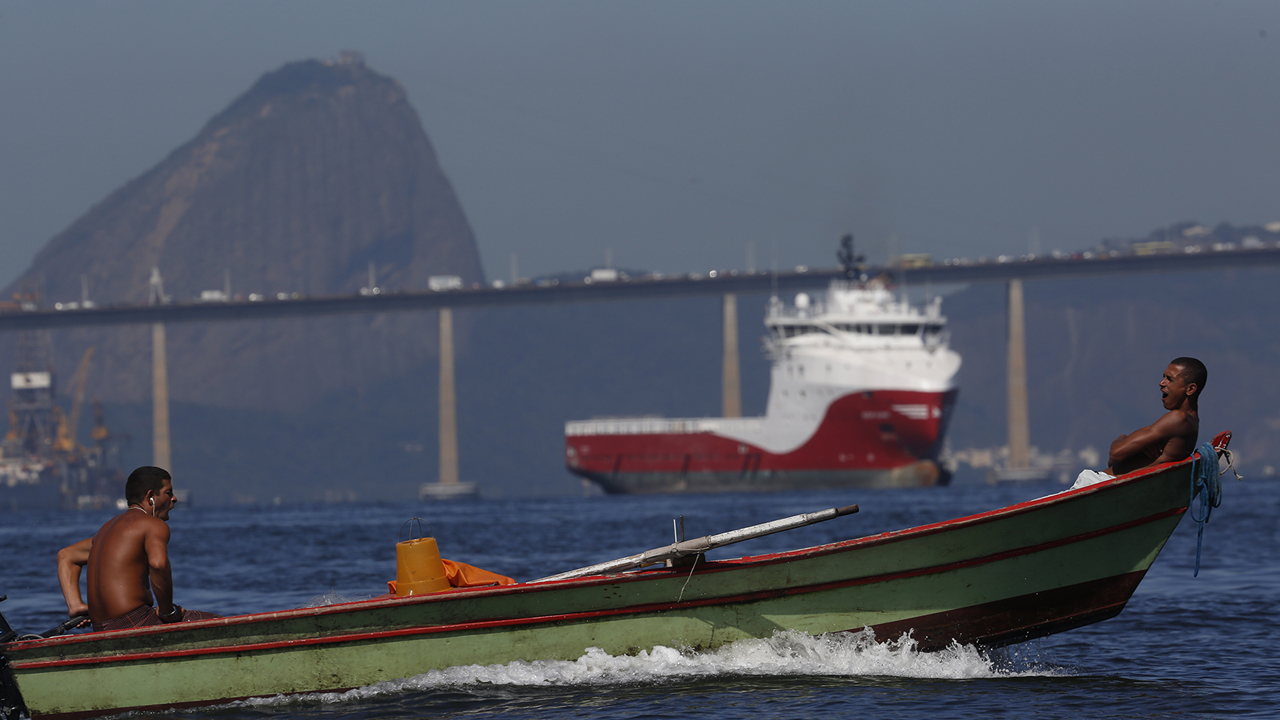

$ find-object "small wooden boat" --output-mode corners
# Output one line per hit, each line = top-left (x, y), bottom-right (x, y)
(0, 434), (1230, 720)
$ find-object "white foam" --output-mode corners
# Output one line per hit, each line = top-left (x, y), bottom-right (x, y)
(232, 630), (1061, 710)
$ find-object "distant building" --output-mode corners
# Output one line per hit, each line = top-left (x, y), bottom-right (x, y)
(897, 253), (932, 269)
(1132, 241), (1176, 256)
(428, 276), (463, 291)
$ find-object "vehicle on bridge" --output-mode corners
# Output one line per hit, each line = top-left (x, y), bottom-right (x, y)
(565, 276), (961, 493)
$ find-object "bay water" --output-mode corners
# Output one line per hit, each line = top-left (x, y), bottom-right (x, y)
(3, 477), (1276, 719)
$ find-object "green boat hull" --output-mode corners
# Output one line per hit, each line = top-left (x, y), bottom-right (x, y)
(3, 459), (1196, 719)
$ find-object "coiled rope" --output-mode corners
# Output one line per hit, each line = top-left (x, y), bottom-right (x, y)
(1189, 441), (1224, 577)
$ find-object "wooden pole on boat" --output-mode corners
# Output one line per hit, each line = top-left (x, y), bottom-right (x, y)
(533, 504), (859, 583)
(722, 293), (741, 418)
(438, 308), (459, 486)
(1007, 279), (1030, 469)
(152, 322), (171, 471)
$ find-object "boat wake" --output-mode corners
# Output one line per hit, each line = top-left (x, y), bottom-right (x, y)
(233, 630), (1061, 711)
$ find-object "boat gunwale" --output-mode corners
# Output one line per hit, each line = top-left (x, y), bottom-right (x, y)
(4, 456), (1195, 663)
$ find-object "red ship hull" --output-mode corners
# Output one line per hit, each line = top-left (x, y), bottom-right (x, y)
(567, 389), (958, 494)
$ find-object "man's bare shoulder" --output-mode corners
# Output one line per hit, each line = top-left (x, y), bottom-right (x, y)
(96, 511), (168, 544)
(145, 515), (171, 541)
(1154, 409), (1197, 433)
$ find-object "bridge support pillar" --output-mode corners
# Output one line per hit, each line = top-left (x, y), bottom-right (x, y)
(438, 308), (458, 485)
(722, 293), (741, 418)
(152, 322), (171, 471)
(1007, 280), (1030, 469)
(421, 308), (476, 500)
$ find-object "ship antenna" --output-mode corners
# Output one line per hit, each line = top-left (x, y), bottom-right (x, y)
(770, 244), (778, 299)
(837, 234), (855, 279)
(836, 234), (865, 283)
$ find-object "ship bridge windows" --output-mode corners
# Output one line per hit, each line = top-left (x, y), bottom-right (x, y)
(831, 322), (939, 337)
(774, 324), (830, 339)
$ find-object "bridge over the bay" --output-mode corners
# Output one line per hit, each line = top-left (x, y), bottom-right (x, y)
(1, 246), (1277, 331)
(4, 245), (1277, 495)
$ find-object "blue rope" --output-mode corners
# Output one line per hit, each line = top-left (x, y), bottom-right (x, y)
(1189, 441), (1222, 577)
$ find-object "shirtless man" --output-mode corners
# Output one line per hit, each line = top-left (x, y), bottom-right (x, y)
(1106, 357), (1205, 475)
(56, 466), (218, 631)
(1072, 357), (1205, 488)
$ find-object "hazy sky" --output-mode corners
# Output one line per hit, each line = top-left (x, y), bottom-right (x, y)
(1, 1), (1277, 291)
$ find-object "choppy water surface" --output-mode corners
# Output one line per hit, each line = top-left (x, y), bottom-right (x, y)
(3, 477), (1277, 719)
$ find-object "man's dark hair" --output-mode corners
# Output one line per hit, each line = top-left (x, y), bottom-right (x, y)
(1171, 357), (1207, 397)
(125, 466), (172, 504)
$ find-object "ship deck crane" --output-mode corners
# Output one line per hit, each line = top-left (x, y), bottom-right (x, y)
(53, 347), (94, 457)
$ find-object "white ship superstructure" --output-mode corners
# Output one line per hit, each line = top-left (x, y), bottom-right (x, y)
(744, 278), (961, 451)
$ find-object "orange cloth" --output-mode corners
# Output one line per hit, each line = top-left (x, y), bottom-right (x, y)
(442, 559), (516, 587)
(387, 558), (515, 595)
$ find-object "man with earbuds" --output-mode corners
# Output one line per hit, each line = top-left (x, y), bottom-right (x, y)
(56, 466), (219, 631)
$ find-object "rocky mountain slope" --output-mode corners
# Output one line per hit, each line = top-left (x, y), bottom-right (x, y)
(3, 55), (483, 413)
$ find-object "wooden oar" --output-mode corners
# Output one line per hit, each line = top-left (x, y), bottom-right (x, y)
(533, 504), (858, 583)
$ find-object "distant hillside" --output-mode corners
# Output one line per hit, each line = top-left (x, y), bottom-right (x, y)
(1097, 220), (1280, 255)
(2, 55), (483, 413)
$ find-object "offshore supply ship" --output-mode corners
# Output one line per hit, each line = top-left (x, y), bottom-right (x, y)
(0, 294), (126, 511)
(564, 245), (961, 494)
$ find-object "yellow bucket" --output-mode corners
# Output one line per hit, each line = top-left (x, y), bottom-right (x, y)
(394, 536), (451, 596)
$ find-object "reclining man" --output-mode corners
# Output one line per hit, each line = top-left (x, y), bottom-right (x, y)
(1072, 357), (1205, 489)
(57, 466), (219, 631)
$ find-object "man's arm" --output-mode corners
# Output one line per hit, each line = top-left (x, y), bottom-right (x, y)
(56, 538), (93, 619)
(143, 522), (181, 622)
(1108, 411), (1190, 472)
